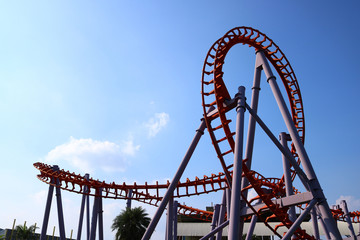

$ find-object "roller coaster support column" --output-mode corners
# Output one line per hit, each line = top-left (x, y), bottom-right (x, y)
(77, 173), (89, 240)
(216, 190), (227, 240)
(279, 132), (296, 224)
(283, 199), (317, 240)
(40, 165), (66, 240)
(245, 199), (261, 240)
(258, 50), (342, 239)
(200, 220), (230, 240)
(54, 166), (66, 240)
(86, 181), (90, 240)
(341, 200), (357, 239)
(318, 212), (331, 240)
(89, 192), (99, 240)
(166, 196), (174, 240)
(89, 188), (103, 240)
(173, 201), (179, 240)
(228, 86), (246, 240)
(239, 49), (262, 236)
(40, 169), (55, 240)
(126, 189), (133, 209)
(142, 114), (209, 240)
(242, 50), (262, 185)
(245, 214), (257, 240)
(98, 188), (104, 240)
(209, 204), (220, 240)
(311, 209), (320, 239)
(226, 187), (231, 218)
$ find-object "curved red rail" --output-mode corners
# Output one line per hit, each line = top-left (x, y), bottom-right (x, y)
(34, 162), (360, 225)
(34, 162), (228, 200)
(201, 26), (310, 239)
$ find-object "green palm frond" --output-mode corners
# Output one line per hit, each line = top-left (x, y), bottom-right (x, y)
(112, 206), (151, 240)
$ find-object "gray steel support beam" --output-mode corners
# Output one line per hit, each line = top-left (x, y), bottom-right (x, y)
(245, 214), (257, 240)
(89, 189), (100, 240)
(282, 199), (317, 240)
(242, 52), (262, 187)
(245, 103), (309, 187)
(77, 173), (89, 240)
(279, 132), (296, 223)
(53, 166), (66, 240)
(126, 189), (133, 209)
(318, 210), (331, 240)
(239, 52), (262, 236)
(40, 174), (55, 240)
(226, 187), (231, 219)
(199, 220), (229, 240)
(311, 209), (320, 240)
(257, 50), (341, 239)
(341, 200), (356, 239)
(209, 204), (220, 240)
(228, 86), (246, 240)
(142, 115), (208, 240)
(98, 188), (104, 240)
(240, 191), (313, 217)
(216, 190), (227, 240)
(166, 196), (174, 240)
(86, 185), (90, 240)
(173, 201), (178, 240)
(40, 165), (66, 240)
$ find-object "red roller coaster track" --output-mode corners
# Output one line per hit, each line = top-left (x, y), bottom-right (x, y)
(34, 26), (360, 239)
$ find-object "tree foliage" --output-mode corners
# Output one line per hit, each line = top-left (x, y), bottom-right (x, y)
(111, 206), (151, 240)
(15, 224), (38, 240)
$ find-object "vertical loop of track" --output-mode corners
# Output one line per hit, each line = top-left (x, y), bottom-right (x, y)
(201, 26), (310, 238)
(202, 26), (305, 168)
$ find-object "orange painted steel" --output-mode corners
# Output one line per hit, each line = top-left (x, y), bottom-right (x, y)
(34, 26), (360, 237)
(34, 162), (230, 220)
(200, 26), (359, 238)
(333, 209), (360, 223)
(201, 26), (303, 181)
(34, 161), (360, 226)
(34, 162), (228, 200)
(201, 26), (310, 238)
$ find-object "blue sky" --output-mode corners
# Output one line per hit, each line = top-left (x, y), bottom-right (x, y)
(0, 1), (359, 239)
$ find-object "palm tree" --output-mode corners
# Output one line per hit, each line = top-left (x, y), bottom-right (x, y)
(15, 224), (38, 240)
(112, 206), (151, 240)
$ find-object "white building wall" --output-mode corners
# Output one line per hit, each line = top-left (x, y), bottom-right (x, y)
(178, 222), (360, 237)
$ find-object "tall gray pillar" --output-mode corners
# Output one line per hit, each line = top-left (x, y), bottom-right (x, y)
(228, 86), (246, 240)
(142, 115), (209, 240)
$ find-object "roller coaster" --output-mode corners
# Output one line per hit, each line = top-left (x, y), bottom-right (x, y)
(34, 26), (360, 240)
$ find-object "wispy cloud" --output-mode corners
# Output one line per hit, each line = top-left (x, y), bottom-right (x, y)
(144, 112), (169, 138)
(44, 137), (140, 174)
(121, 139), (140, 156)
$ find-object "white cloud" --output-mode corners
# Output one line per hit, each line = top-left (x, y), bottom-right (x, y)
(44, 137), (140, 174)
(335, 195), (360, 212)
(144, 112), (170, 138)
(121, 139), (140, 156)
